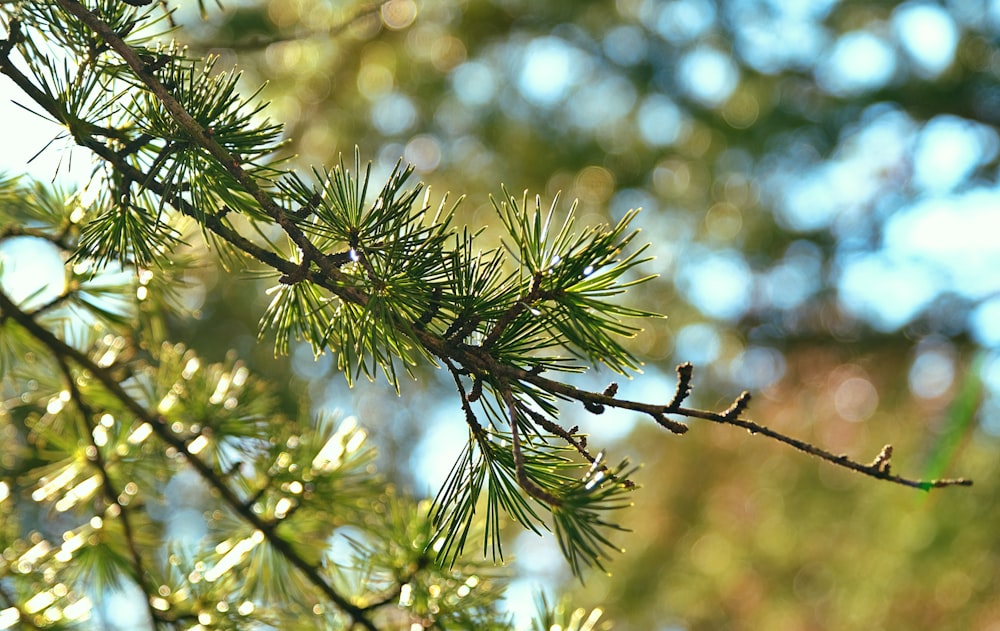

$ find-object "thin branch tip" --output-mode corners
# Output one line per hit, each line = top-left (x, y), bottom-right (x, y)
(871, 444), (893, 473)
(723, 391), (752, 420)
(667, 362), (694, 410)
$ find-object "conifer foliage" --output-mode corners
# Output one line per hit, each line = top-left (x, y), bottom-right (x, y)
(0, 2), (970, 629)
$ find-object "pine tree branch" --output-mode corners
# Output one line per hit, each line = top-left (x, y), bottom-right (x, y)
(681, 395), (971, 490)
(499, 377), (561, 506)
(3, 2), (972, 588)
(0, 288), (380, 631)
(434, 332), (971, 489)
(0, 49), (320, 298)
(53, 355), (161, 629)
(523, 359), (970, 489)
(57, 0), (984, 490)
(441, 356), (484, 434)
(54, 0), (370, 310)
(8, 2), (973, 494)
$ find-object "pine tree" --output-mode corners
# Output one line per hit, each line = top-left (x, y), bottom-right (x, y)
(0, 2), (970, 629)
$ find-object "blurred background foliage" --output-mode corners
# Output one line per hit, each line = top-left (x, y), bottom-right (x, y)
(6, 0), (997, 628)
(177, 0), (1000, 628)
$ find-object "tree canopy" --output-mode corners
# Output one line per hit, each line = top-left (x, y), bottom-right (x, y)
(1, 1), (997, 630)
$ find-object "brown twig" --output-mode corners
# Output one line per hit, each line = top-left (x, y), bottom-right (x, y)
(672, 395), (970, 490)
(871, 444), (893, 474)
(722, 391), (752, 420)
(666, 362), (693, 410)
(461, 355), (971, 490)
(499, 378), (561, 505)
(441, 356), (483, 434)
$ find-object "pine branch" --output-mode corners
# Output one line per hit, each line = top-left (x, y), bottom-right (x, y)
(683, 392), (971, 490)
(2, 0), (972, 588)
(507, 359), (971, 490)
(53, 0), (374, 303)
(0, 288), (380, 631)
(53, 355), (161, 628)
(500, 377), (561, 506)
